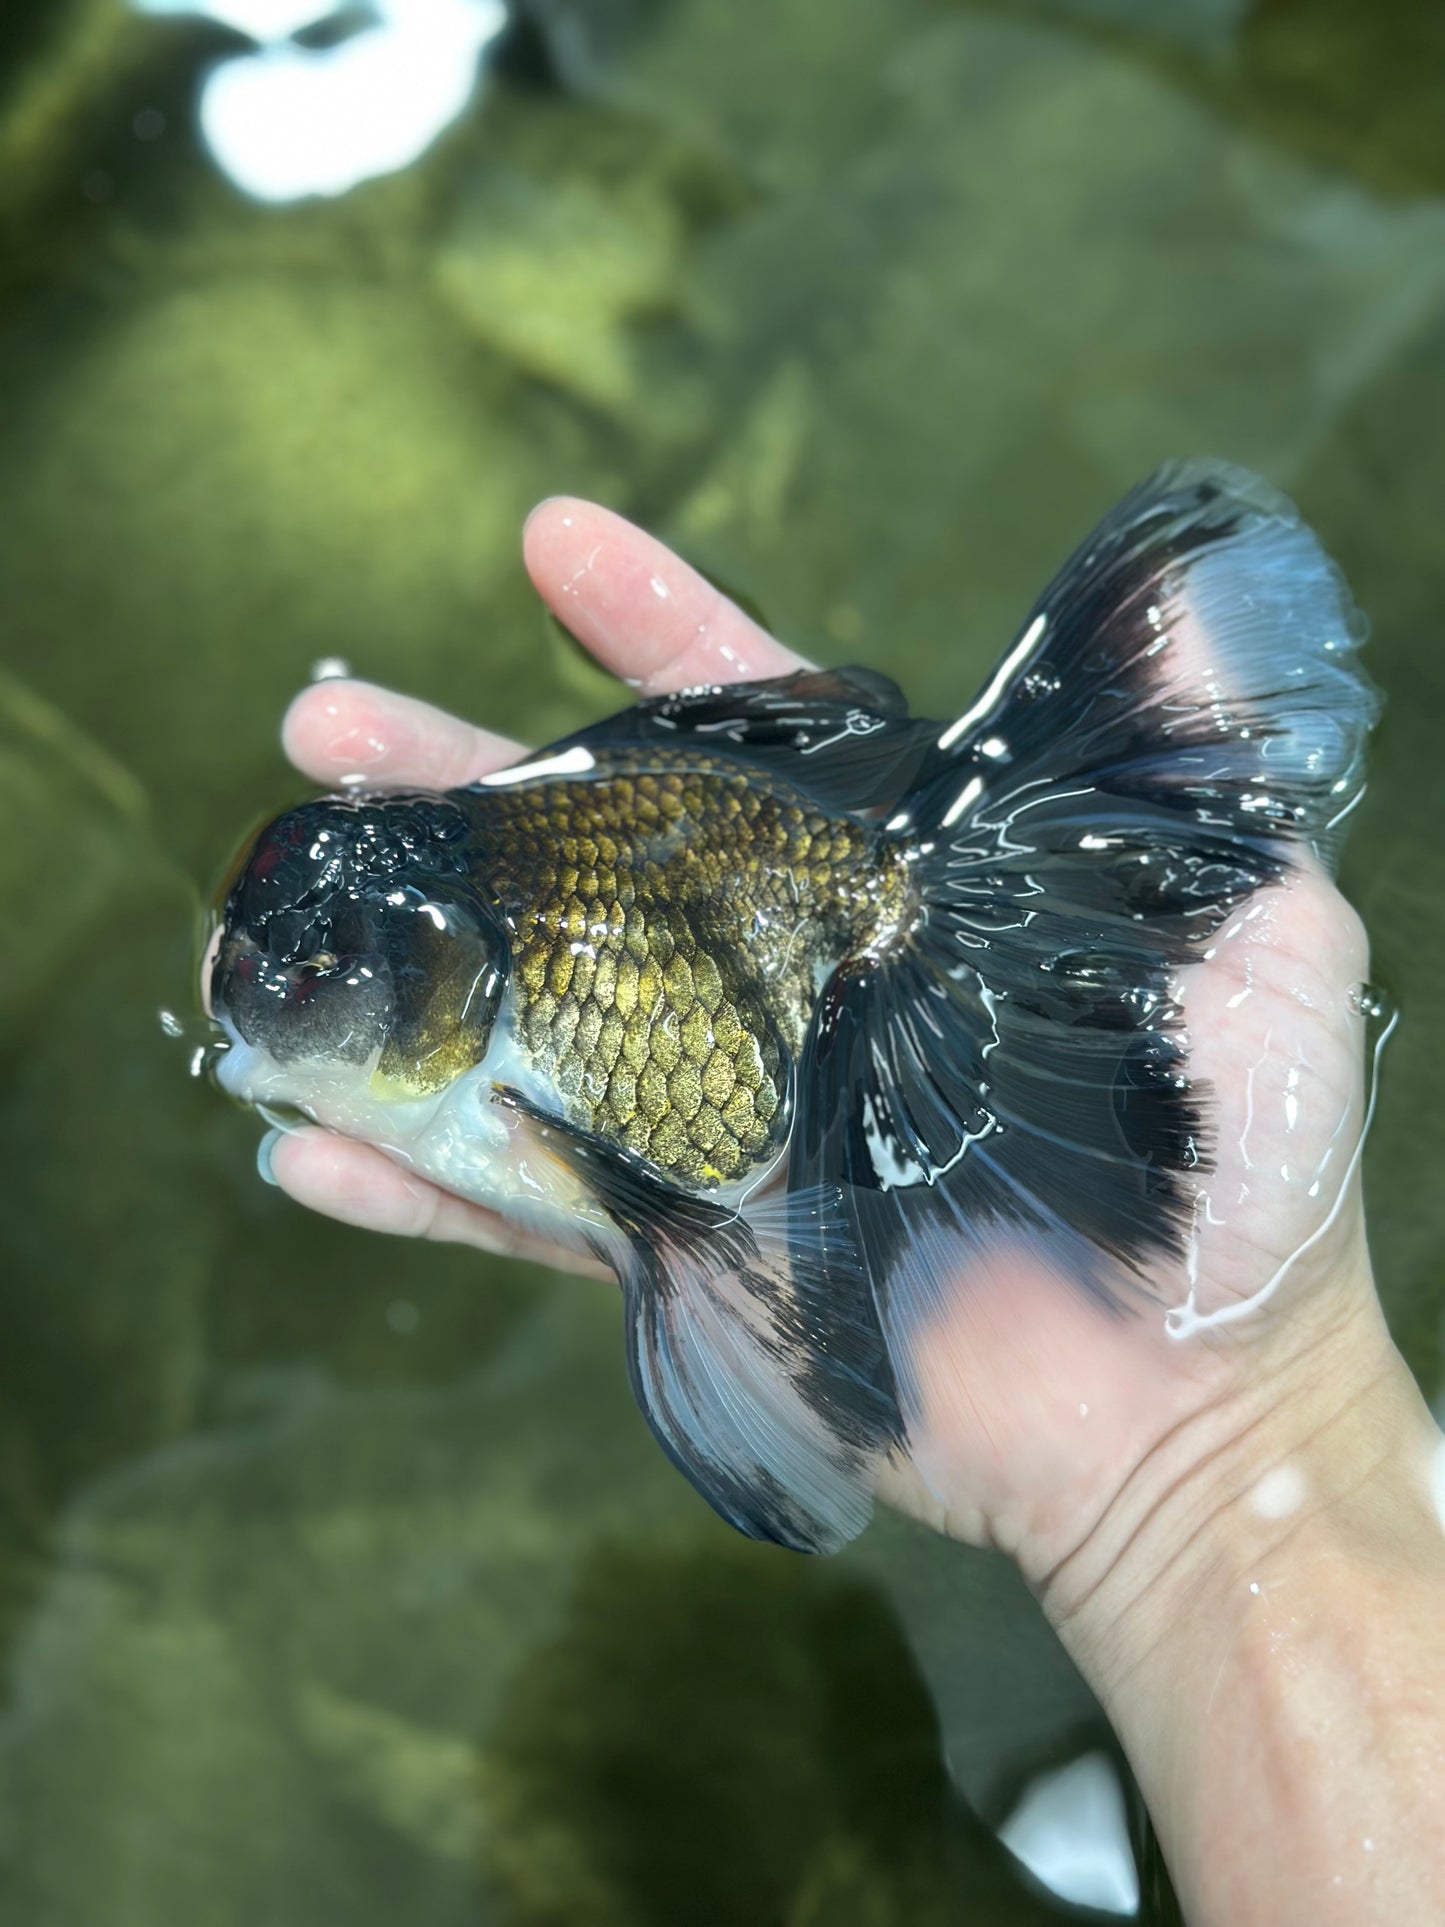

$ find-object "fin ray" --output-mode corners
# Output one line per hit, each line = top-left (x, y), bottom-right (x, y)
(523, 667), (938, 813)
(793, 460), (1379, 1457)
(492, 1085), (897, 1552)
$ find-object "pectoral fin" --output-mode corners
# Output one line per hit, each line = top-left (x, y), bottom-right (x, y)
(492, 1086), (898, 1554)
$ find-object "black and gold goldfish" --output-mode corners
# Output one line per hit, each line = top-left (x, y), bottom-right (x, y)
(206, 462), (1378, 1552)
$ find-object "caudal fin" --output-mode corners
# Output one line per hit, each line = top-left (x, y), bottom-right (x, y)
(790, 460), (1379, 1476)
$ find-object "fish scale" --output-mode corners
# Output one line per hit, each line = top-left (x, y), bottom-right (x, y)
(471, 758), (902, 1185)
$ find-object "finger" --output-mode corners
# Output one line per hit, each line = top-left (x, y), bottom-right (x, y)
(282, 679), (523, 790)
(523, 497), (809, 693)
(265, 1127), (611, 1282)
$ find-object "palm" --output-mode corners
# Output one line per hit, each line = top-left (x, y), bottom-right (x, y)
(1181, 870), (1370, 1315)
(267, 497), (1378, 1573)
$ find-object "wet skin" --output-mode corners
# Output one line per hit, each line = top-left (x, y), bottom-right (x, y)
(260, 495), (1445, 1927)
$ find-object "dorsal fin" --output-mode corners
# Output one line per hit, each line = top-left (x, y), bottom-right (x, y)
(530, 667), (939, 814)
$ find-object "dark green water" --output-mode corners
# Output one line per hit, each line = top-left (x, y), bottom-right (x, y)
(0, 0), (1441, 1919)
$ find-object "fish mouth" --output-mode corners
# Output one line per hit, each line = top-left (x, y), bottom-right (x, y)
(212, 1016), (451, 1139)
(211, 994), (603, 1253)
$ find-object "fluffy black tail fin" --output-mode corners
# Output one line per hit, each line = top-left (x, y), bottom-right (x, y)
(790, 460), (1379, 1488)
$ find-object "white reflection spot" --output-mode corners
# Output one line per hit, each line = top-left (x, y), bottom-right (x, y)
(1250, 1463), (1307, 1520)
(998, 1752), (1139, 1917)
(132, 0), (507, 203)
(941, 774), (984, 829)
(1429, 1437), (1445, 1534)
(938, 611), (1046, 750)
(480, 745), (596, 787)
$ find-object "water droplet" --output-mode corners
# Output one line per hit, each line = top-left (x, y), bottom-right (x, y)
(1019, 663), (1061, 702)
(158, 1006), (234, 1084)
(1348, 981), (1392, 1024)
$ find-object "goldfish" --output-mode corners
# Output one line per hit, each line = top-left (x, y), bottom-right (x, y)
(206, 460), (1378, 1552)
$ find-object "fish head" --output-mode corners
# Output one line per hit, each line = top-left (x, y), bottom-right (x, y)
(207, 790), (509, 1113)
(205, 790), (613, 1252)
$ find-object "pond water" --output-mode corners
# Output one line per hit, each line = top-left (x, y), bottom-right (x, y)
(1, 1), (1442, 1920)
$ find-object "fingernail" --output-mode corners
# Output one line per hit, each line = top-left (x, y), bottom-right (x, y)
(524, 495), (569, 534)
(256, 1128), (283, 1187)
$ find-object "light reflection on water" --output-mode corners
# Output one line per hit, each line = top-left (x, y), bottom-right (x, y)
(132, 0), (507, 200)
(1, 0), (1443, 1921)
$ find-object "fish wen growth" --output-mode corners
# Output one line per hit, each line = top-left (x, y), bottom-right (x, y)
(205, 461), (1379, 1552)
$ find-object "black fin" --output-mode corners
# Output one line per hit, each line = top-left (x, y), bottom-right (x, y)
(791, 461), (1379, 1454)
(534, 667), (939, 813)
(491, 1086), (898, 1554)
(900, 457), (1379, 871)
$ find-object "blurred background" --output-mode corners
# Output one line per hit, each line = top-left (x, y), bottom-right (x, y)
(0, 1), (1442, 1920)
